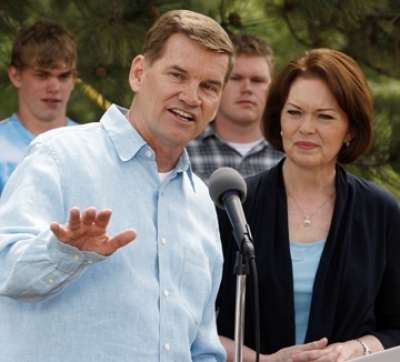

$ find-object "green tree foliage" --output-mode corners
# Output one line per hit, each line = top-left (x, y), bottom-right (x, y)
(201, 0), (400, 199)
(259, 0), (400, 198)
(1, 0), (400, 199)
(0, 0), (192, 123)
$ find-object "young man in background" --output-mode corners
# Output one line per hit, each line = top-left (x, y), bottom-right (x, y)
(187, 32), (284, 183)
(0, 20), (78, 194)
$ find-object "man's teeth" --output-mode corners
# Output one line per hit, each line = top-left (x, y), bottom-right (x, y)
(172, 109), (193, 120)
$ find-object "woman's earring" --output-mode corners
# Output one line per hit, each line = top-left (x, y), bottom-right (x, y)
(345, 141), (350, 148)
(280, 131), (283, 136)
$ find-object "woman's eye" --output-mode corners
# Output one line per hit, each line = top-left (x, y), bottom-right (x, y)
(320, 114), (334, 120)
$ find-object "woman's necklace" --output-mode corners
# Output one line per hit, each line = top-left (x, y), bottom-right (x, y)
(288, 193), (333, 227)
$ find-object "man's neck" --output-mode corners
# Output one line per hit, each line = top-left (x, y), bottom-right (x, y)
(212, 116), (263, 143)
(17, 111), (68, 136)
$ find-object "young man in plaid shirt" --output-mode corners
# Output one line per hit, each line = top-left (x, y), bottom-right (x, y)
(186, 33), (284, 183)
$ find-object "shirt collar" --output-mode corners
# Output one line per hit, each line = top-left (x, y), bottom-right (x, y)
(101, 104), (196, 189)
(100, 104), (146, 162)
(180, 148), (196, 190)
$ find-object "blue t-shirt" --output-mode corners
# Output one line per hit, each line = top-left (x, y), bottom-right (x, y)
(0, 113), (78, 194)
(290, 239), (326, 344)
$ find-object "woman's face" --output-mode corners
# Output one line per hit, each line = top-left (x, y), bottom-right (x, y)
(280, 77), (353, 170)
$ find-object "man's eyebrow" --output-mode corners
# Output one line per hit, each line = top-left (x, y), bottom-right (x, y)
(33, 68), (73, 76)
(169, 64), (223, 88)
(59, 70), (73, 76)
(170, 64), (185, 72)
(33, 68), (50, 73)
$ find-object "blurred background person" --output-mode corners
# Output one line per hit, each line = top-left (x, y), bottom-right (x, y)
(186, 33), (284, 183)
(0, 20), (78, 195)
(216, 48), (400, 361)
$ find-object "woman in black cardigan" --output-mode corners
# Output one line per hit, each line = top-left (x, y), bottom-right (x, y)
(216, 48), (400, 361)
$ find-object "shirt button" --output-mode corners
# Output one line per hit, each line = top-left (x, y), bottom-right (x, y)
(87, 260), (93, 264)
(48, 279), (54, 284)
(161, 238), (167, 244)
(73, 255), (81, 261)
(163, 290), (169, 297)
(146, 150), (152, 158)
(164, 343), (170, 351)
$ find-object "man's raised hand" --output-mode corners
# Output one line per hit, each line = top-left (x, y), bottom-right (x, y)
(50, 206), (137, 256)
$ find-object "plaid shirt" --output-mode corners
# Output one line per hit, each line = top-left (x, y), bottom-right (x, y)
(186, 123), (285, 183)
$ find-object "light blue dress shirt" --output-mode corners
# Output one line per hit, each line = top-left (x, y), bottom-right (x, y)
(0, 113), (77, 194)
(0, 105), (226, 361)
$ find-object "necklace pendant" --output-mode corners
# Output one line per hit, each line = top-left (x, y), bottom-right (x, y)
(303, 217), (311, 226)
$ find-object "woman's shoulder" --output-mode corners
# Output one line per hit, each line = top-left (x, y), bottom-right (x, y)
(340, 167), (400, 210)
(245, 162), (283, 196)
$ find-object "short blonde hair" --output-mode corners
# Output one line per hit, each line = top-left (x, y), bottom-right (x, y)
(10, 20), (77, 75)
(142, 10), (234, 86)
(230, 33), (275, 75)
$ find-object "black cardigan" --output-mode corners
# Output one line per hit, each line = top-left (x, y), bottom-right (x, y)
(216, 159), (400, 354)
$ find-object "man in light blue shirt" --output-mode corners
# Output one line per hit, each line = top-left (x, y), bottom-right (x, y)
(0, 10), (234, 361)
(0, 21), (78, 195)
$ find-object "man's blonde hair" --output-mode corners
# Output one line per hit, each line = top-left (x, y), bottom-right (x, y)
(10, 20), (77, 75)
(142, 10), (234, 86)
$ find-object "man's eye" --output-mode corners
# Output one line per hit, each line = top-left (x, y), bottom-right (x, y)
(171, 72), (182, 79)
(202, 84), (218, 93)
(60, 74), (72, 80)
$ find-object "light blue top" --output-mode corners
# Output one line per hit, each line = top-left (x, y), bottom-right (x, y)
(290, 240), (326, 344)
(0, 104), (225, 362)
(0, 113), (77, 195)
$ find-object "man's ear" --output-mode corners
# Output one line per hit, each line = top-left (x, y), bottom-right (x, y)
(129, 55), (145, 92)
(8, 66), (22, 89)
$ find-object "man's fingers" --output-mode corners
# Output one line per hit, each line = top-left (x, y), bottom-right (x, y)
(108, 229), (137, 252)
(50, 207), (134, 255)
(70, 207), (110, 230)
(81, 207), (97, 226)
(68, 207), (82, 230)
(95, 209), (112, 229)
(50, 221), (70, 242)
(49, 221), (62, 237)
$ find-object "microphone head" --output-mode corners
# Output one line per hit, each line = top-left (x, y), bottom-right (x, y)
(209, 167), (247, 209)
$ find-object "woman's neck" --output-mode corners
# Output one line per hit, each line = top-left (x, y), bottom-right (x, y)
(282, 159), (336, 197)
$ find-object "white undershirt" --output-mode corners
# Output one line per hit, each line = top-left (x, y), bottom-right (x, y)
(158, 170), (173, 183)
(226, 139), (264, 157)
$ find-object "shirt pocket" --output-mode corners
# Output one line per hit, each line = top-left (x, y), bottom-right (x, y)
(179, 247), (212, 325)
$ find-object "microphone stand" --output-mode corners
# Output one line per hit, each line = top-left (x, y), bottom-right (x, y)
(233, 232), (255, 362)
(233, 251), (249, 362)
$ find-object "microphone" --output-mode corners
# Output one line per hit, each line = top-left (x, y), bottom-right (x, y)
(209, 167), (254, 258)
